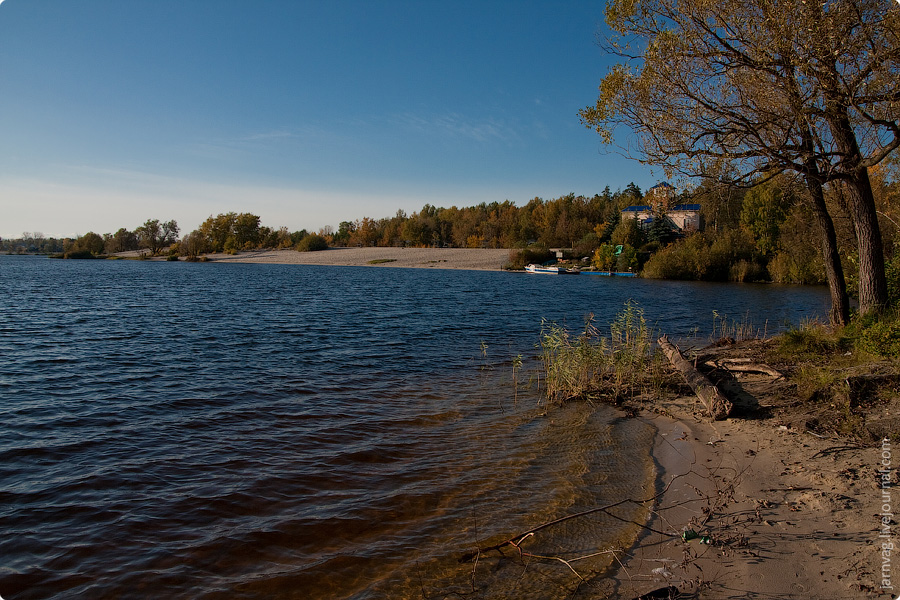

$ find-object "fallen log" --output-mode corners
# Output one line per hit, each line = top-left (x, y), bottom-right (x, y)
(659, 336), (732, 420)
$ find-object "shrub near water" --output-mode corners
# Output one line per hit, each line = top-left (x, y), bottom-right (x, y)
(642, 230), (767, 282)
(852, 310), (900, 358)
(539, 301), (660, 403)
(505, 247), (553, 270)
(539, 317), (608, 403)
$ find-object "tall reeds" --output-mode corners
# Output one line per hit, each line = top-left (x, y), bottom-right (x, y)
(710, 310), (768, 342)
(539, 301), (661, 403)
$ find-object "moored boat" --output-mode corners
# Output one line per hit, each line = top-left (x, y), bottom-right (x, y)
(525, 263), (562, 274)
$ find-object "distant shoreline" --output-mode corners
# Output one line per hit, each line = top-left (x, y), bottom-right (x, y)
(198, 247), (512, 271)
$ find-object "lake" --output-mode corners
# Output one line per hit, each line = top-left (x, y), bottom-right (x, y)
(0, 256), (829, 598)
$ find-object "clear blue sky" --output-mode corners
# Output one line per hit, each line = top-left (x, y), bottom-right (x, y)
(0, 0), (660, 239)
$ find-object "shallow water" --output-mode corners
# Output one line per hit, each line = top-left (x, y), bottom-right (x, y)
(0, 256), (829, 598)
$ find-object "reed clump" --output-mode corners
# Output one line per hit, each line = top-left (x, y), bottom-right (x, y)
(539, 301), (664, 404)
(710, 310), (768, 342)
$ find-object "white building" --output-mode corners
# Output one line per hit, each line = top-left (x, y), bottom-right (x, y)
(620, 182), (700, 232)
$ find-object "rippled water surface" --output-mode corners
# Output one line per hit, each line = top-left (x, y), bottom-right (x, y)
(0, 256), (829, 598)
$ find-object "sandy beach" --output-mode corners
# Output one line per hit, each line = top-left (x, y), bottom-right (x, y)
(201, 247), (512, 271)
(604, 411), (891, 599)
(606, 345), (897, 599)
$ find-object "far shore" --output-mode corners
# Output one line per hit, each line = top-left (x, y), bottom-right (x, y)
(126, 247), (515, 271)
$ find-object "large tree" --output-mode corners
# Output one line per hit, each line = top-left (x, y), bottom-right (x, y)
(136, 219), (179, 256)
(581, 0), (900, 319)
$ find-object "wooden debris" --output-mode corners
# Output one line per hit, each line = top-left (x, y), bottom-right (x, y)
(705, 358), (784, 379)
(659, 336), (733, 420)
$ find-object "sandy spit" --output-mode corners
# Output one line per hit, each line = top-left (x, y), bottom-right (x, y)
(201, 247), (513, 271)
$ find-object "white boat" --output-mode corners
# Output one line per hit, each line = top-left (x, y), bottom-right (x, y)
(525, 264), (562, 274)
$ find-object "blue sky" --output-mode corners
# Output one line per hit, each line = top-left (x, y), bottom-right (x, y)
(0, 0), (660, 239)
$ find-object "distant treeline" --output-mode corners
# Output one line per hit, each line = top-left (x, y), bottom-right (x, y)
(5, 172), (898, 294)
(1, 182), (648, 258)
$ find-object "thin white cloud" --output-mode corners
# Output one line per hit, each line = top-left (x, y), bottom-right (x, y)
(394, 112), (516, 144)
(184, 123), (368, 162)
(187, 129), (298, 158)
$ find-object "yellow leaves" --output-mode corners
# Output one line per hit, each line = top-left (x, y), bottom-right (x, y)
(605, 0), (640, 31)
(579, 65), (635, 141)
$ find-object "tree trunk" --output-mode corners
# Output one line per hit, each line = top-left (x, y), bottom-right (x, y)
(824, 97), (889, 315)
(789, 69), (852, 326)
(843, 174), (889, 315)
(804, 174), (850, 326)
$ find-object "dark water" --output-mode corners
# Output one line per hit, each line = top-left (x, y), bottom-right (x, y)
(0, 256), (829, 599)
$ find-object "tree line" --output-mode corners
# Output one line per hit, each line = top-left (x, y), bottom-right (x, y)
(0, 184), (647, 258)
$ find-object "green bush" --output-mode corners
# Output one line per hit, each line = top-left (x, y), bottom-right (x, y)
(855, 310), (900, 358)
(778, 322), (842, 357)
(729, 259), (767, 283)
(296, 234), (329, 252)
(768, 248), (826, 284)
(707, 229), (760, 281)
(643, 230), (763, 281)
(886, 246), (900, 305)
(642, 233), (709, 279)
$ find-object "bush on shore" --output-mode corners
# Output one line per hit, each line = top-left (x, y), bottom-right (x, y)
(642, 230), (767, 282)
(539, 301), (663, 404)
(848, 309), (900, 358)
(296, 234), (329, 252)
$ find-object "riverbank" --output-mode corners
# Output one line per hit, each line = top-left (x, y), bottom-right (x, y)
(608, 340), (897, 599)
(201, 247), (512, 271)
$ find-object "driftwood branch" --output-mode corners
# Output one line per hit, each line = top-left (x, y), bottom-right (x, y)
(659, 336), (732, 420)
(704, 358), (784, 379)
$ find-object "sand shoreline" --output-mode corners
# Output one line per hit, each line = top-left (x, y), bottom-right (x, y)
(199, 247), (513, 271)
(608, 400), (894, 599)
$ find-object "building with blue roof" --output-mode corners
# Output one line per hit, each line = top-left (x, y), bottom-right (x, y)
(621, 184), (701, 232)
